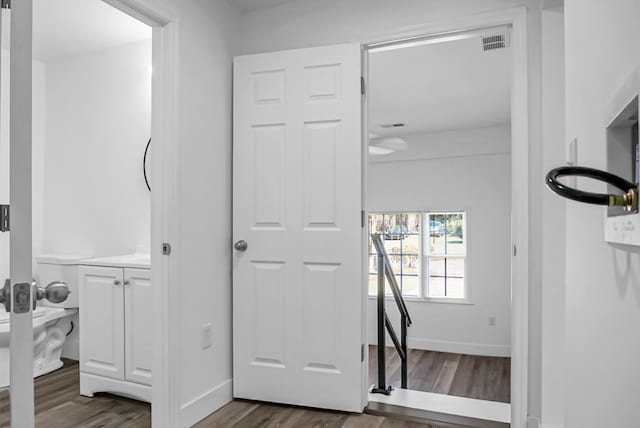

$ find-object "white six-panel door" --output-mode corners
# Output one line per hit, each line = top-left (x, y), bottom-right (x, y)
(232, 43), (364, 412)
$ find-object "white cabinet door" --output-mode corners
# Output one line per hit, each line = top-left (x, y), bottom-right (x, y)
(79, 266), (125, 380)
(233, 43), (364, 412)
(124, 268), (152, 385)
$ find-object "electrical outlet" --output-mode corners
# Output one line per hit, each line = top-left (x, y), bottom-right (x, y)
(201, 323), (212, 350)
(488, 316), (496, 326)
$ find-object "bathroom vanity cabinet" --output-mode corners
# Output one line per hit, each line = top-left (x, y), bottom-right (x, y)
(79, 261), (152, 403)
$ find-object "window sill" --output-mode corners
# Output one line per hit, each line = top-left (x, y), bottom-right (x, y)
(367, 295), (474, 305)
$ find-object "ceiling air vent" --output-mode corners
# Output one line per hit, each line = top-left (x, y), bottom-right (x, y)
(482, 33), (509, 51)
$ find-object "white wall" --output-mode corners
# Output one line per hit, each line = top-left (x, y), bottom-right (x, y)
(239, 0), (539, 55)
(564, 1), (640, 427)
(42, 39), (152, 258)
(0, 52), (46, 283)
(367, 126), (511, 356)
(540, 6), (565, 428)
(33, 60), (46, 270)
(143, 1), (240, 426)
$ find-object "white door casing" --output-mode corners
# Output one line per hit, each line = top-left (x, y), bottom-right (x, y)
(79, 266), (125, 380)
(4, 1), (37, 425)
(233, 43), (364, 412)
(124, 268), (152, 385)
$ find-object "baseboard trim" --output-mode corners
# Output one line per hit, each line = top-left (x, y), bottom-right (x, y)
(179, 379), (233, 427)
(368, 335), (511, 357)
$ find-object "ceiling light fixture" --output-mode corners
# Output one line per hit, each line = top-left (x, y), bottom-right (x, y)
(368, 136), (409, 156)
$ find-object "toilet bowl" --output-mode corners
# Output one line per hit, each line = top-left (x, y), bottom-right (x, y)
(0, 306), (77, 387)
(0, 254), (86, 387)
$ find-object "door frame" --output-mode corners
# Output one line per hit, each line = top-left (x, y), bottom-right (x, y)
(360, 7), (530, 427)
(100, 1), (179, 426)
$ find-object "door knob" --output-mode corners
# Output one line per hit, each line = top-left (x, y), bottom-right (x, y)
(234, 240), (248, 252)
(37, 281), (71, 304)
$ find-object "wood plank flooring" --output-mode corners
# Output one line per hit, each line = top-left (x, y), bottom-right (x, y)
(368, 346), (511, 403)
(0, 359), (151, 427)
(0, 351), (507, 427)
(195, 400), (469, 428)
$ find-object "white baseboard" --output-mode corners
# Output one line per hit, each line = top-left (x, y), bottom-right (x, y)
(179, 379), (233, 427)
(368, 335), (511, 357)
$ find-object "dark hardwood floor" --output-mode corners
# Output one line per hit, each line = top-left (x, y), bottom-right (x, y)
(0, 359), (467, 428)
(0, 351), (506, 427)
(195, 400), (468, 428)
(0, 359), (151, 427)
(369, 346), (511, 403)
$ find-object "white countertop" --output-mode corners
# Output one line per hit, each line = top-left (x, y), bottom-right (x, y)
(82, 253), (151, 269)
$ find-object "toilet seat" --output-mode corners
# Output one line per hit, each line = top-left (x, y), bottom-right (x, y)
(0, 307), (47, 325)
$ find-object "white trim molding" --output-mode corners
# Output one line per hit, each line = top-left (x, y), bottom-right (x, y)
(101, 1), (181, 427)
(179, 379), (233, 427)
(368, 336), (511, 358)
(368, 335), (511, 358)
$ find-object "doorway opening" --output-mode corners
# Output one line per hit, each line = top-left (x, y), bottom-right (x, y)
(364, 25), (514, 426)
(0, 0), (180, 424)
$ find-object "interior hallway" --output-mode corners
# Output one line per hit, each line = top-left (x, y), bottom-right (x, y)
(369, 346), (511, 403)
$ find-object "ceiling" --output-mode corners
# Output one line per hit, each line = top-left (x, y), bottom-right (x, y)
(369, 33), (511, 137)
(227, 0), (300, 13)
(32, 0), (151, 62)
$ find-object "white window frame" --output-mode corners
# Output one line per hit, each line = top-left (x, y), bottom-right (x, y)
(367, 210), (470, 304)
(367, 212), (423, 299)
(423, 211), (470, 304)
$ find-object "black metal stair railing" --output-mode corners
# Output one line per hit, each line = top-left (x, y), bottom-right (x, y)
(371, 233), (412, 394)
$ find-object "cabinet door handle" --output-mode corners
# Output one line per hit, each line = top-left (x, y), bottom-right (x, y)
(114, 280), (121, 286)
(123, 280), (130, 286)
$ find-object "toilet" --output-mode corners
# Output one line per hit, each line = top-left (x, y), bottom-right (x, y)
(0, 254), (84, 388)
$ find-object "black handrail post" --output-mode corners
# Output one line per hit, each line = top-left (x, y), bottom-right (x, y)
(371, 233), (409, 395)
(401, 313), (407, 389)
(371, 251), (392, 395)
(377, 254), (385, 389)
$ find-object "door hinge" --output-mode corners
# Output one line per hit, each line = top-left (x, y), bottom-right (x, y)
(361, 344), (365, 362)
(162, 243), (172, 256)
(361, 210), (366, 228)
(360, 76), (366, 95)
(0, 205), (9, 232)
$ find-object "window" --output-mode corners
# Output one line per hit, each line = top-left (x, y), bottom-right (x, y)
(368, 213), (421, 297)
(368, 211), (467, 300)
(425, 212), (466, 299)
